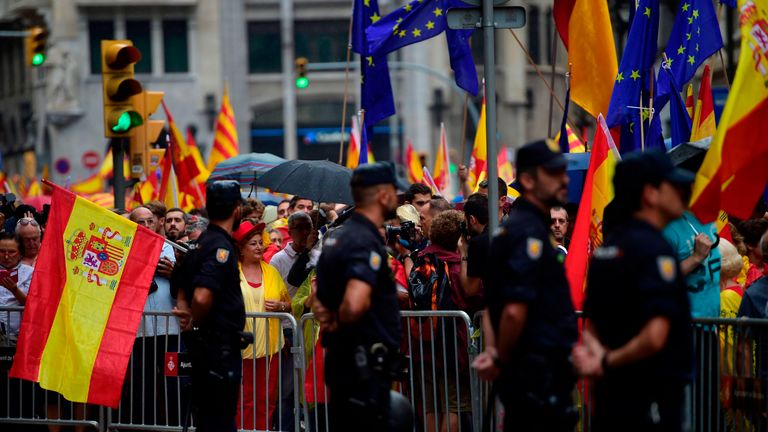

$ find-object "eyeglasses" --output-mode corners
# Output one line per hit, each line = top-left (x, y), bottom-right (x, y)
(17, 218), (39, 227)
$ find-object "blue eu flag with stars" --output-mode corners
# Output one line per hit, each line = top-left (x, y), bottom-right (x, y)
(366, 0), (479, 96)
(606, 0), (661, 152)
(352, 0), (396, 128)
(655, 0), (723, 108)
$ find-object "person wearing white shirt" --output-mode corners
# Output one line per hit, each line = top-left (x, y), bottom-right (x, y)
(0, 233), (32, 345)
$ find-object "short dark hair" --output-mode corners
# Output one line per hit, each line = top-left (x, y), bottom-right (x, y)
(166, 207), (187, 221)
(463, 193), (489, 226)
(278, 199), (290, 207)
(479, 177), (508, 199)
(0, 232), (21, 256)
(289, 196), (314, 210)
(404, 183), (432, 202)
(208, 200), (240, 222)
(737, 218), (768, 247)
(145, 201), (167, 220)
(428, 197), (451, 216)
(189, 208), (208, 219)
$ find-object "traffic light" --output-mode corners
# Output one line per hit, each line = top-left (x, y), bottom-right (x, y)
(25, 26), (47, 67)
(101, 40), (143, 138)
(129, 91), (165, 179)
(295, 57), (309, 89)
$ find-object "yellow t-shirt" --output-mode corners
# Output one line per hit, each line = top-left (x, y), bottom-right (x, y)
(241, 261), (291, 359)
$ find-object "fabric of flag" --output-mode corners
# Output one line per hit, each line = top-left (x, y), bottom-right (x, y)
(185, 128), (209, 187)
(660, 63), (693, 147)
(553, 0), (618, 118)
(346, 115), (375, 169)
(690, 0), (768, 222)
(606, 0), (660, 152)
(158, 150), (181, 209)
(554, 124), (586, 153)
(655, 0), (723, 108)
(366, 0), (478, 95)
(558, 75), (573, 153)
(352, 0), (396, 127)
(207, 86), (239, 171)
(685, 83), (695, 119)
(162, 102), (205, 208)
(70, 173), (103, 195)
(690, 64), (717, 141)
(10, 182), (164, 407)
(497, 149), (515, 185)
(468, 97), (487, 190)
(433, 123), (451, 193)
(405, 140), (424, 184)
(358, 115), (371, 166)
(422, 166), (441, 196)
(565, 115), (620, 309)
(721, 0), (737, 6)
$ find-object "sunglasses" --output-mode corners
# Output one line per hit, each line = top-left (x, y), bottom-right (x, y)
(17, 218), (39, 227)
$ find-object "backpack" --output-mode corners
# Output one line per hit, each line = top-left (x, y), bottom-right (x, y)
(408, 252), (454, 311)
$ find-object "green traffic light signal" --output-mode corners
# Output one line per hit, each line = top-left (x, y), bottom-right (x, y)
(111, 111), (143, 133)
(31, 53), (45, 66)
(295, 76), (309, 89)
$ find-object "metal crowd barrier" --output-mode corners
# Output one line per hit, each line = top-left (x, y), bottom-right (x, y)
(3, 305), (768, 432)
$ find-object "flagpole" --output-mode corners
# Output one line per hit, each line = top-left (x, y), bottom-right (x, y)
(639, 92), (645, 152)
(460, 94), (469, 165)
(508, 29), (581, 135)
(338, 8), (355, 165)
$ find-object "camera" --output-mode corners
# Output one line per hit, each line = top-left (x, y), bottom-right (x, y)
(385, 220), (417, 243)
(459, 221), (469, 237)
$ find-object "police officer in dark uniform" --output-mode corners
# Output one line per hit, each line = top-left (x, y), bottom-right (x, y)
(172, 180), (245, 432)
(573, 151), (694, 432)
(313, 162), (409, 432)
(474, 140), (578, 431)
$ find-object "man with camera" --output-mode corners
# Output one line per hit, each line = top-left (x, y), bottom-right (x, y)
(314, 162), (411, 432)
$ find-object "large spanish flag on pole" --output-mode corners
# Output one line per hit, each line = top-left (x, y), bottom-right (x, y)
(565, 114), (620, 309)
(207, 85), (239, 171)
(690, 0), (768, 223)
(10, 182), (164, 407)
(553, 0), (617, 118)
(468, 97), (487, 190)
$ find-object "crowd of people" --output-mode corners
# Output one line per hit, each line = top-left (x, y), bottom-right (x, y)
(1, 139), (768, 431)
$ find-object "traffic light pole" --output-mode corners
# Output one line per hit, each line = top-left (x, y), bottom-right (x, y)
(483, 0), (499, 238)
(113, 138), (127, 212)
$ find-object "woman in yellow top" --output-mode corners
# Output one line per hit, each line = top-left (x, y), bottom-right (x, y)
(233, 220), (292, 431)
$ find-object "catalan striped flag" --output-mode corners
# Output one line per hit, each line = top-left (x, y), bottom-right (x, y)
(433, 123), (451, 194)
(565, 114), (620, 309)
(690, 0), (768, 222)
(405, 140), (423, 184)
(10, 182), (164, 407)
(207, 85), (239, 171)
(554, 124), (586, 153)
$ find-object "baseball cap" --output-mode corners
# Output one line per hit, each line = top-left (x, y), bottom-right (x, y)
(613, 150), (695, 205)
(351, 161), (410, 191)
(206, 180), (243, 209)
(515, 139), (568, 173)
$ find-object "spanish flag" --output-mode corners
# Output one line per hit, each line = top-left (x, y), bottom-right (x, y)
(685, 84), (695, 120)
(433, 122), (451, 194)
(553, 0), (617, 118)
(565, 114), (620, 309)
(346, 115), (375, 169)
(11, 182), (164, 407)
(468, 97), (487, 190)
(690, 64), (717, 141)
(207, 85), (239, 171)
(690, 0), (768, 223)
(405, 140), (423, 184)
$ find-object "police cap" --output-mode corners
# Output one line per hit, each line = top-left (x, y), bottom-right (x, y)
(613, 150), (695, 203)
(206, 180), (243, 209)
(515, 139), (568, 173)
(351, 161), (410, 191)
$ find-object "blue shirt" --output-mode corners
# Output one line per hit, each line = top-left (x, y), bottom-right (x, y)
(663, 211), (721, 318)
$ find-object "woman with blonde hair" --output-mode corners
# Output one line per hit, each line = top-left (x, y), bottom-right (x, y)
(232, 220), (292, 430)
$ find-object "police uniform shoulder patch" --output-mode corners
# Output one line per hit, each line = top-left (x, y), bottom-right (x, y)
(369, 251), (382, 271)
(526, 237), (543, 260)
(657, 256), (676, 282)
(216, 248), (230, 263)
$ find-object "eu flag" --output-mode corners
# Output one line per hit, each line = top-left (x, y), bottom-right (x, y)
(558, 75), (572, 154)
(606, 0), (660, 152)
(358, 114), (371, 166)
(352, 0), (396, 128)
(655, 0), (723, 107)
(660, 64), (692, 147)
(366, 0), (478, 95)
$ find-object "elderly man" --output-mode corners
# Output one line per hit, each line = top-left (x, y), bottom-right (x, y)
(16, 217), (41, 268)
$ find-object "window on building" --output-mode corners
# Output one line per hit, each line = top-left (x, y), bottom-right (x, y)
(126, 20), (152, 74)
(163, 20), (189, 73)
(89, 20), (115, 74)
(528, 6), (541, 65)
(248, 21), (281, 73)
(294, 21), (348, 63)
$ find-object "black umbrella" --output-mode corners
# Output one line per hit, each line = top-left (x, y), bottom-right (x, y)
(258, 159), (354, 205)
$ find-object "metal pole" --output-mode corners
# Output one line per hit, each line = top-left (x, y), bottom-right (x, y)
(113, 138), (126, 211)
(280, 0), (298, 160)
(483, 0), (499, 235)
